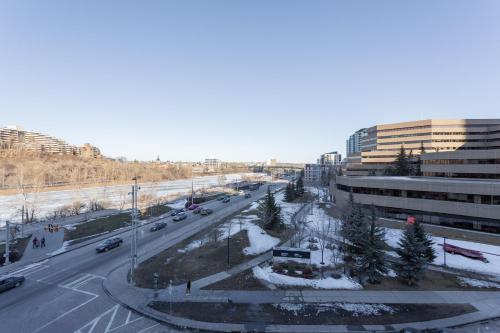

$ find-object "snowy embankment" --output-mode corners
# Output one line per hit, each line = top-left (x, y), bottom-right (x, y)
(385, 228), (500, 276)
(254, 266), (362, 290)
(178, 215), (280, 256)
(457, 277), (500, 289)
(47, 241), (71, 256)
(166, 199), (187, 210)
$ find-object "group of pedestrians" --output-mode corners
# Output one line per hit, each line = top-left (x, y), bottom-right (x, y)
(32, 236), (46, 248)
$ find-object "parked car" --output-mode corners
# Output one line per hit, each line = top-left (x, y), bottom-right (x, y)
(244, 193), (251, 198)
(217, 196), (225, 201)
(96, 237), (123, 253)
(200, 208), (213, 215)
(222, 196), (230, 203)
(173, 212), (187, 222)
(150, 221), (167, 232)
(193, 206), (203, 214)
(188, 204), (200, 210)
(0, 276), (25, 293)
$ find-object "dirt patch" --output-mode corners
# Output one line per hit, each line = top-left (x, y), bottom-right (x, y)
(202, 268), (269, 291)
(134, 229), (254, 288)
(149, 301), (476, 325)
(365, 269), (500, 291)
(64, 212), (131, 242)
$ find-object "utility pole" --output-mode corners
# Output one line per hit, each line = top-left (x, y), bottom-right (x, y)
(191, 180), (194, 206)
(129, 177), (140, 284)
(443, 236), (447, 267)
(4, 220), (10, 265)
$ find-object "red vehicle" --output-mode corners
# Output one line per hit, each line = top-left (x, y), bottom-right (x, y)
(188, 204), (200, 210)
(442, 243), (489, 263)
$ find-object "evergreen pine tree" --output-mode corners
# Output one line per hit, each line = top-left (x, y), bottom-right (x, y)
(284, 182), (295, 202)
(355, 205), (388, 283)
(295, 176), (305, 197)
(413, 221), (436, 263)
(340, 192), (368, 274)
(394, 145), (410, 176)
(415, 141), (426, 176)
(258, 186), (283, 231)
(393, 224), (427, 286)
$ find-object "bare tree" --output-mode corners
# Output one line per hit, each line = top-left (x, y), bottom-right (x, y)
(313, 218), (333, 265)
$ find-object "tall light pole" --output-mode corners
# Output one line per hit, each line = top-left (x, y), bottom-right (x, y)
(4, 220), (10, 265)
(129, 177), (140, 284)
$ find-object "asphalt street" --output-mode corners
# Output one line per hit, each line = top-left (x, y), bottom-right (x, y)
(0, 185), (272, 333)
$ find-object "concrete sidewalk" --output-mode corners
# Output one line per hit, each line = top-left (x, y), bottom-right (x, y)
(21, 229), (65, 263)
(104, 260), (500, 333)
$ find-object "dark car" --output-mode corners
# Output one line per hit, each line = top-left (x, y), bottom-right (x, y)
(244, 193), (251, 198)
(200, 208), (213, 215)
(0, 276), (25, 293)
(150, 221), (167, 232)
(192, 206), (203, 214)
(170, 209), (184, 216)
(96, 237), (123, 253)
(173, 212), (187, 222)
(222, 196), (230, 203)
(217, 196), (225, 201)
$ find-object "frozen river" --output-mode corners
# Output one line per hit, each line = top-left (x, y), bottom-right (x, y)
(0, 173), (265, 225)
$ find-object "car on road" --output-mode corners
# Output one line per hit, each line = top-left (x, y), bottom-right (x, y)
(0, 276), (25, 293)
(170, 209), (184, 216)
(188, 204), (200, 210)
(222, 196), (230, 203)
(244, 193), (251, 198)
(217, 196), (225, 201)
(96, 237), (123, 253)
(200, 208), (213, 215)
(149, 221), (167, 232)
(173, 212), (187, 221)
(192, 206), (203, 214)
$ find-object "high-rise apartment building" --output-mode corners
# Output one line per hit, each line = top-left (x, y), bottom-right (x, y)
(346, 128), (367, 157)
(318, 151), (342, 165)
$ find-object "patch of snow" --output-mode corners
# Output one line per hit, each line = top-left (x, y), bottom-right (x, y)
(273, 302), (394, 317)
(243, 223), (280, 255)
(253, 266), (362, 290)
(457, 277), (500, 289)
(386, 269), (397, 278)
(167, 199), (187, 210)
(47, 241), (70, 256)
(385, 228), (500, 277)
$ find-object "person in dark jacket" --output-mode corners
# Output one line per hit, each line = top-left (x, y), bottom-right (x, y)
(32, 237), (38, 248)
(186, 280), (191, 295)
(41, 237), (46, 248)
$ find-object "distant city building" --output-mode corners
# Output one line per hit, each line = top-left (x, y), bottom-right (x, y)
(318, 151), (342, 165)
(266, 158), (278, 166)
(0, 125), (101, 158)
(304, 163), (330, 183)
(346, 128), (367, 157)
(204, 158), (221, 169)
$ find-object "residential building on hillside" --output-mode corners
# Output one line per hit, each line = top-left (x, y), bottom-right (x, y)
(0, 125), (101, 158)
(204, 158), (221, 170)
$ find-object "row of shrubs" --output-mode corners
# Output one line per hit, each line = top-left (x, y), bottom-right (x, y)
(272, 261), (314, 276)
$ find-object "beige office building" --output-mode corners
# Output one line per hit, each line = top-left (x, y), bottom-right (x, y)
(334, 119), (500, 233)
(346, 119), (500, 176)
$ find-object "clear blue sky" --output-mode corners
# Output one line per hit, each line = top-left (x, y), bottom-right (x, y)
(1, 1), (499, 163)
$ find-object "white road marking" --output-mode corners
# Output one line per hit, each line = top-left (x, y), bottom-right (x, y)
(104, 304), (119, 333)
(125, 310), (131, 324)
(32, 294), (99, 333)
(137, 323), (160, 333)
(63, 274), (93, 288)
(107, 316), (143, 333)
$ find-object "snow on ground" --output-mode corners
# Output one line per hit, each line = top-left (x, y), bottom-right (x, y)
(385, 228), (500, 277)
(274, 302), (393, 316)
(47, 241), (70, 256)
(242, 201), (261, 213)
(166, 199), (187, 210)
(253, 266), (362, 290)
(457, 277), (500, 289)
(178, 215), (279, 256)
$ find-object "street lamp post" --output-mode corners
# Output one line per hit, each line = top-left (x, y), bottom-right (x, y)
(4, 220), (10, 265)
(443, 236), (447, 267)
(227, 235), (232, 268)
(129, 177), (140, 284)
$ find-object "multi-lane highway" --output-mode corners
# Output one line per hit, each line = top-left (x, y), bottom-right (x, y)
(0, 185), (274, 333)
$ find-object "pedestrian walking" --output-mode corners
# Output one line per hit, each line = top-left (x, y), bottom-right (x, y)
(41, 237), (46, 248)
(186, 280), (191, 295)
(32, 237), (38, 249)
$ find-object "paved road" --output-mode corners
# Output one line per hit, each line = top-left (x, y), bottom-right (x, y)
(0, 185), (274, 333)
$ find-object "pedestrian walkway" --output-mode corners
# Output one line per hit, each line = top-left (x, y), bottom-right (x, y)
(21, 229), (65, 263)
(104, 259), (500, 333)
